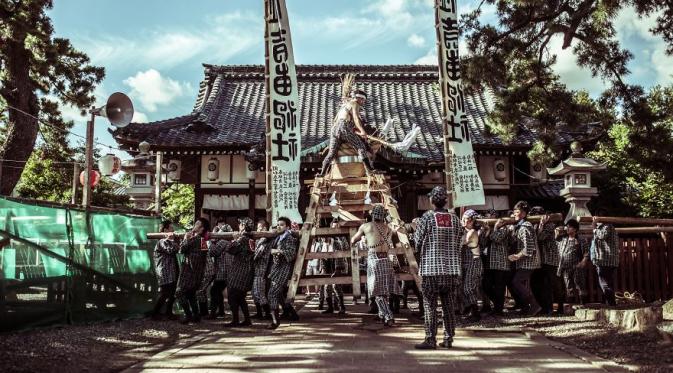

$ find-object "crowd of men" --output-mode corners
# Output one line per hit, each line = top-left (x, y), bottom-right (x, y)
(150, 186), (620, 349)
(152, 216), (299, 329)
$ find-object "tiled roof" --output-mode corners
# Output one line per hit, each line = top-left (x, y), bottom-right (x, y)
(111, 64), (582, 163)
(514, 180), (564, 200)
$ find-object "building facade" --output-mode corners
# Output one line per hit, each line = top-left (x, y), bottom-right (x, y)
(112, 64), (598, 225)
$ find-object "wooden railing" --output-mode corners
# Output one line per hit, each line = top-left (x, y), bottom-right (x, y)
(585, 234), (673, 303)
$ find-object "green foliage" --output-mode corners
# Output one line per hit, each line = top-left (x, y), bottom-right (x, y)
(589, 98), (673, 218)
(0, 0), (104, 194)
(14, 151), (72, 202)
(161, 184), (194, 228)
(460, 0), (671, 168)
(14, 144), (131, 208)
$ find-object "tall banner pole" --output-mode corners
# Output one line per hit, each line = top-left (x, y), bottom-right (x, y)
(263, 0), (303, 224)
(434, 0), (485, 208)
(264, 1), (273, 224)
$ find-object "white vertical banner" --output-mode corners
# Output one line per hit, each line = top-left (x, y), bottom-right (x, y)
(264, 0), (302, 223)
(435, 0), (485, 208)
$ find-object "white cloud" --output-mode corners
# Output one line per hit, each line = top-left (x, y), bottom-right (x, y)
(123, 69), (191, 112)
(132, 111), (148, 123)
(407, 34), (426, 48)
(614, 6), (673, 87)
(75, 11), (261, 70)
(296, 0), (434, 50)
(549, 36), (608, 96)
(415, 49), (437, 65)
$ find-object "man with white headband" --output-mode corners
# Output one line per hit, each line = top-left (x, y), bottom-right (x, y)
(318, 89), (376, 176)
(351, 204), (400, 326)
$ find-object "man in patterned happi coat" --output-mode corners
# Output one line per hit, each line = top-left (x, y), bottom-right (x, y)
(211, 217), (255, 327)
(252, 219), (273, 320)
(590, 211), (620, 306)
(266, 216), (298, 329)
(176, 218), (210, 324)
(504, 200), (542, 316)
(152, 220), (179, 319)
(556, 218), (590, 305)
(206, 221), (233, 319)
(414, 186), (463, 350)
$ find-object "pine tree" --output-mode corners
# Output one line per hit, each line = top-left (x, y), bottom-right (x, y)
(0, 0), (104, 195)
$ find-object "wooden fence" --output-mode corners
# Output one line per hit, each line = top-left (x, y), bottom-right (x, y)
(585, 234), (673, 303)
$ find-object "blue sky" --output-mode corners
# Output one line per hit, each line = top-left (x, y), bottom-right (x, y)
(47, 0), (672, 159)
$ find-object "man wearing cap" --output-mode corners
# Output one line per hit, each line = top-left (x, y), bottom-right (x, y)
(319, 89), (375, 176)
(557, 219), (590, 305)
(502, 200), (542, 316)
(267, 216), (298, 329)
(414, 186), (463, 349)
(591, 212), (620, 306)
(351, 204), (400, 326)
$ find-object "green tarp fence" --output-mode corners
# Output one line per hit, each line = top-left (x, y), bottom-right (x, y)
(0, 196), (160, 332)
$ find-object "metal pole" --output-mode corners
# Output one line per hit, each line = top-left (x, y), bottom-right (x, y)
(155, 151), (162, 214)
(71, 162), (80, 204)
(82, 110), (95, 207)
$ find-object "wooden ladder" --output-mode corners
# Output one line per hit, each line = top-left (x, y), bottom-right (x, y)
(285, 166), (422, 304)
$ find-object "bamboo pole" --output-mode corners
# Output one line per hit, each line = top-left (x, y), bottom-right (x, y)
(580, 227), (673, 234)
(147, 231), (278, 240)
(263, 0), (273, 225)
(576, 216), (673, 226)
(477, 213), (564, 226)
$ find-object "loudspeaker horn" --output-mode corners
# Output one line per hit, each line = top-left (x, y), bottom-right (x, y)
(98, 92), (134, 128)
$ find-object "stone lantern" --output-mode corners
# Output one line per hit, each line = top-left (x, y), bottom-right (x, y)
(547, 142), (606, 222)
(121, 142), (156, 210)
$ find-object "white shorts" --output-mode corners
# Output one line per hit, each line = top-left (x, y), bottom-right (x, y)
(306, 264), (318, 276)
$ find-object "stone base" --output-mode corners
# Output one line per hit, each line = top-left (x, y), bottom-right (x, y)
(658, 322), (673, 344)
(574, 305), (663, 332)
(663, 298), (673, 321)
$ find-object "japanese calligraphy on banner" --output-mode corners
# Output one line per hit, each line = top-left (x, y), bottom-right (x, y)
(264, 0), (302, 223)
(434, 0), (485, 208)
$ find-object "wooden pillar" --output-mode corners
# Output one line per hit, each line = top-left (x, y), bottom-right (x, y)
(155, 151), (162, 215)
(194, 157), (203, 222)
(248, 178), (255, 219)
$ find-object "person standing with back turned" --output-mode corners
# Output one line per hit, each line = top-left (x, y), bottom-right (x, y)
(414, 186), (463, 349)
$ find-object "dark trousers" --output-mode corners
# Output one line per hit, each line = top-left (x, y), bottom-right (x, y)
(541, 264), (566, 312)
(228, 288), (250, 322)
(530, 268), (546, 309)
(153, 282), (177, 315)
(210, 280), (227, 314)
(596, 266), (617, 306)
(178, 289), (199, 318)
(483, 270), (509, 313)
(510, 269), (539, 310)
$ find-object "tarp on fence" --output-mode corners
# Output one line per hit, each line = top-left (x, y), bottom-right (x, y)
(0, 197), (160, 332)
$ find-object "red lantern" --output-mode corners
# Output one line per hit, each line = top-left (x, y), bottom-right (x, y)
(79, 170), (101, 187)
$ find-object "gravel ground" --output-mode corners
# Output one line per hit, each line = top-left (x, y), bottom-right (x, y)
(1, 302), (671, 373)
(453, 310), (673, 373)
(0, 317), (211, 373)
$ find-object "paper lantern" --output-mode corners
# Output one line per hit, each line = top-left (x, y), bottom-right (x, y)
(98, 154), (121, 176)
(79, 170), (101, 187)
(207, 157), (219, 181)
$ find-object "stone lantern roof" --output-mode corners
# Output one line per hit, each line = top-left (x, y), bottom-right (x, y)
(547, 157), (606, 176)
